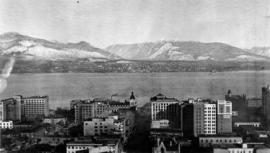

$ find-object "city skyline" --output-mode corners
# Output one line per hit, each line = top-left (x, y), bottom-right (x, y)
(0, 0), (270, 49)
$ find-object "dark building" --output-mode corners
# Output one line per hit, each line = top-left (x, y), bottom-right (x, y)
(181, 104), (194, 137)
(225, 90), (247, 123)
(262, 85), (270, 127)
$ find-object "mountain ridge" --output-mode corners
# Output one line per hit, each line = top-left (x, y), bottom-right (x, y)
(0, 32), (121, 61)
(1, 32), (270, 62)
(106, 41), (270, 61)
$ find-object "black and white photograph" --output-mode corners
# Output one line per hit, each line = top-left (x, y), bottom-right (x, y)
(1, 0), (270, 152)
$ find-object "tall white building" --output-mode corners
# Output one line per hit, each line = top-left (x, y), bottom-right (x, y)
(192, 102), (216, 136)
(203, 103), (217, 135)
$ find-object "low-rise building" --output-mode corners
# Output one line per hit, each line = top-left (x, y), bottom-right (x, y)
(152, 137), (181, 153)
(213, 144), (253, 153)
(84, 109), (135, 143)
(199, 136), (243, 147)
(0, 120), (13, 129)
(234, 122), (261, 128)
(213, 143), (270, 153)
(73, 97), (134, 124)
(43, 116), (67, 125)
(84, 116), (123, 136)
(66, 138), (122, 153)
(151, 120), (170, 129)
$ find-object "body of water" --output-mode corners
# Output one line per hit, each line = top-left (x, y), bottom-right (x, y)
(1, 71), (270, 109)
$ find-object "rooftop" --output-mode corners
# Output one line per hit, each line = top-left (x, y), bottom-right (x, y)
(150, 93), (179, 102)
(67, 137), (120, 146)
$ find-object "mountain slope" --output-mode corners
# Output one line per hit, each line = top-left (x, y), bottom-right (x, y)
(0, 32), (121, 61)
(106, 41), (269, 61)
(247, 47), (270, 58)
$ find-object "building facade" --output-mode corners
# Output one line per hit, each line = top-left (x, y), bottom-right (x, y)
(217, 100), (232, 134)
(0, 95), (48, 121)
(0, 121), (13, 129)
(84, 109), (135, 143)
(83, 116), (123, 136)
(199, 136), (243, 147)
(213, 144), (254, 153)
(151, 120), (170, 129)
(0, 96), (22, 121)
(182, 102), (216, 137)
(74, 98), (134, 124)
(66, 138), (122, 153)
(22, 96), (49, 120)
(203, 103), (217, 135)
(150, 93), (181, 127)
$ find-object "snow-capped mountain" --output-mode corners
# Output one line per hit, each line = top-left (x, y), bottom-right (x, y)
(106, 41), (269, 61)
(0, 32), (121, 61)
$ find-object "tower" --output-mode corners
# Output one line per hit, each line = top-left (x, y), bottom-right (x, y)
(129, 91), (137, 107)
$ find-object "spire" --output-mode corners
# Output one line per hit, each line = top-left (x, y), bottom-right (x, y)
(130, 91), (135, 100)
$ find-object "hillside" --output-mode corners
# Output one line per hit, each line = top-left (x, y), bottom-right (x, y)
(0, 32), (121, 61)
(106, 41), (269, 61)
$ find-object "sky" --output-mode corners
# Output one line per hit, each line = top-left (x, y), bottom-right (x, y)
(0, 0), (270, 49)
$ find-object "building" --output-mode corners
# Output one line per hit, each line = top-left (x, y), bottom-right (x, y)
(129, 91), (137, 108)
(182, 102), (216, 137)
(152, 137), (181, 153)
(212, 143), (270, 153)
(84, 109), (135, 143)
(234, 122), (261, 128)
(74, 100), (110, 124)
(262, 85), (270, 126)
(225, 90), (247, 123)
(73, 97), (134, 124)
(213, 144), (253, 153)
(150, 93), (182, 129)
(21, 96), (49, 120)
(151, 120), (170, 129)
(84, 116), (122, 136)
(247, 98), (262, 108)
(0, 96), (22, 121)
(199, 136), (243, 147)
(217, 100), (232, 134)
(181, 104), (194, 137)
(203, 103), (217, 135)
(0, 121), (13, 129)
(193, 103), (205, 136)
(66, 138), (123, 153)
(43, 116), (67, 125)
(0, 95), (49, 121)
(150, 128), (189, 153)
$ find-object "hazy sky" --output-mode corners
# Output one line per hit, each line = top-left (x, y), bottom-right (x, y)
(1, 0), (270, 48)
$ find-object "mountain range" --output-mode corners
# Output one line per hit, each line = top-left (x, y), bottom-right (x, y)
(0, 32), (270, 62)
(0, 32), (120, 61)
(106, 41), (270, 61)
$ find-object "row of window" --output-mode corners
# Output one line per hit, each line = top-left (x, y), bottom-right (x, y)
(200, 139), (241, 143)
